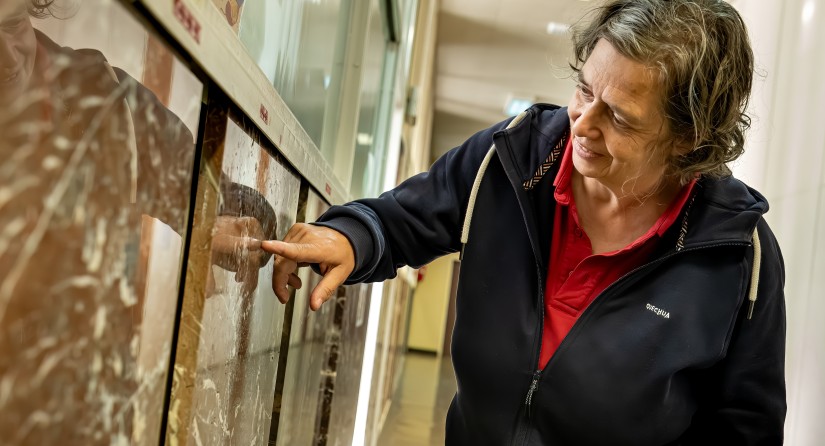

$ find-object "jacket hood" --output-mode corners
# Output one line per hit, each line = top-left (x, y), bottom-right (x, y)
(493, 103), (569, 187)
(685, 177), (769, 246)
(494, 103), (770, 247)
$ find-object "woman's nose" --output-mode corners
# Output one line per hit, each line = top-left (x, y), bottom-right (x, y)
(571, 104), (601, 140)
(0, 36), (19, 70)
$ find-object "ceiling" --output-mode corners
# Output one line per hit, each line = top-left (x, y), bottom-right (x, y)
(430, 0), (596, 160)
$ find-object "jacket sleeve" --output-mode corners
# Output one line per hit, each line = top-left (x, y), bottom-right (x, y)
(313, 118), (513, 284)
(683, 218), (787, 445)
(111, 67), (198, 235)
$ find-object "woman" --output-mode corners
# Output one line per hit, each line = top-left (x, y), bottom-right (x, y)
(264, 0), (786, 444)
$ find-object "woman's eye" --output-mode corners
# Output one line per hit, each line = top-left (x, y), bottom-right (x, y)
(2, 18), (25, 29)
(577, 85), (593, 100)
(612, 115), (630, 130)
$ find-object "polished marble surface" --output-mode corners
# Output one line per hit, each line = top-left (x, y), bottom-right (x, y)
(377, 352), (456, 446)
(185, 118), (300, 445)
(323, 283), (372, 446)
(0, 2), (202, 444)
(274, 190), (333, 446)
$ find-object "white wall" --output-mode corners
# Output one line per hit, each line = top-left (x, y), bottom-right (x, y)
(730, 1), (825, 444)
(407, 253), (458, 354)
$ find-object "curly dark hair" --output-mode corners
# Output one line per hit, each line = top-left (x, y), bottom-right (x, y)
(571, 0), (754, 183)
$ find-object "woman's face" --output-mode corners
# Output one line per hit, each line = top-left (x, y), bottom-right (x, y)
(0, 1), (36, 107)
(567, 39), (682, 196)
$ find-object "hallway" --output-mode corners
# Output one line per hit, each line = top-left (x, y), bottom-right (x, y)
(377, 352), (456, 446)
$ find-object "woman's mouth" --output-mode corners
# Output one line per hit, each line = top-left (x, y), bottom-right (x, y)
(1, 71), (20, 84)
(573, 139), (603, 159)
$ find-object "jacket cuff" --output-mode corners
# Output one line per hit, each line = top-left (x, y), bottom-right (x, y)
(310, 217), (375, 284)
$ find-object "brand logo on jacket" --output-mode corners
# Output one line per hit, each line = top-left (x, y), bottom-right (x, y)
(646, 303), (671, 319)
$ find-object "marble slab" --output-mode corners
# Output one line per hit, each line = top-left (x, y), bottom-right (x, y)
(272, 188), (376, 445)
(323, 283), (372, 446)
(0, 1), (203, 444)
(183, 116), (300, 445)
(274, 190), (335, 446)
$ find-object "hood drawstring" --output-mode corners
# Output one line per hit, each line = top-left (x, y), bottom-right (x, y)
(459, 145), (496, 260)
(747, 227), (762, 320)
(460, 111), (530, 260)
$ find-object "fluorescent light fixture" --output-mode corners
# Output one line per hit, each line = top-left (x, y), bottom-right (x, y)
(504, 95), (536, 116)
(545, 21), (570, 36)
(351, 282), (385, 446)
(357, 133), (374, 146)
(803, 0), (815, 23)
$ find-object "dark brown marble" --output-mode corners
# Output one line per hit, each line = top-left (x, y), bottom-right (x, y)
(325, 283), (373, 445)
(273, 190), (334, 446)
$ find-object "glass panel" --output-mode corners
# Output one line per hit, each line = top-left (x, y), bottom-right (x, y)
(235, 0), (349, 151)
(324, 283), (372, 445)
(274, 223), (371, 446)
(0, 0), (203, 444)
(350, 0), (390, 198)
(186, 117), (300, 444)
(275, 190), (335, 446)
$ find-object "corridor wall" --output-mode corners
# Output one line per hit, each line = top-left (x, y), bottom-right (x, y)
(731, 0), (825, 444)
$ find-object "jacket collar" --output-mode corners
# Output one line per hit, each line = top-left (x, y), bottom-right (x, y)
(491, 103), (769, 248)
(682, 177), (769, 246)
(492, 104), (570, 191)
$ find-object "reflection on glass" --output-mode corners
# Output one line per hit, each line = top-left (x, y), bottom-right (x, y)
(0, 0), (202, 444)
(237, 0), (348, 149)
(211, 0), (245, 33)
(350, 0), (389, 198)
(271, 190), (374, 445)
(275, 190), (335, 445)
(187, 118), (300, 445)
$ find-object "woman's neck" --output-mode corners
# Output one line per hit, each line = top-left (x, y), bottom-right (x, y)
(571, 170), (683, 254)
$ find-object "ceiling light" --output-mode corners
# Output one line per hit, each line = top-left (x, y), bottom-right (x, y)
(504, 96), (536, 116)
(546, 22), (570, 36)
(357, 133), (374, 146)
(802, 0), (815, 23)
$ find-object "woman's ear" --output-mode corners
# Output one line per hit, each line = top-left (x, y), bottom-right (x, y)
(669, 137), (695, 157)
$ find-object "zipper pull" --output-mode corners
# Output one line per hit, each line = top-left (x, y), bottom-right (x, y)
(524, 370), (541, 419)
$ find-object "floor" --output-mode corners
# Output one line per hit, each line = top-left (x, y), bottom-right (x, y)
(377, 352), (456, 446)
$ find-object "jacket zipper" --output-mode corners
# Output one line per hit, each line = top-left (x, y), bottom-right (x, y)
(495, 123), (551, 424)
(517, 240), (749, 443)
(524, 370), (541, 419)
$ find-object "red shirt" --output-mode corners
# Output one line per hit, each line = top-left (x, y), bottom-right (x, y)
(538, 140), (696, 369)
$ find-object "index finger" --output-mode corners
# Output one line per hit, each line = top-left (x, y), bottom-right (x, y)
(261, 240), (328, 264)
